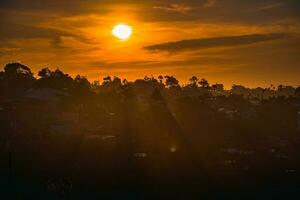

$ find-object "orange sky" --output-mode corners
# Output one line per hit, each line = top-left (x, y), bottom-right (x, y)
(0, 0), (300, 87)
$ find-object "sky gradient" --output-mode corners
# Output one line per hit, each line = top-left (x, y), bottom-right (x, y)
(1, 0), (300, 87)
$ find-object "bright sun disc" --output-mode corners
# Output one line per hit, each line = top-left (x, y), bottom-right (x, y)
(112, 24), (132, 40)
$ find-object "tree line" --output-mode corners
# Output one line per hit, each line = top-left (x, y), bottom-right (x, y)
(1, 62), (299, 99)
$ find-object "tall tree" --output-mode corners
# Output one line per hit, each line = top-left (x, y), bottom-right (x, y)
(165, 75), (179, 88)
(2, 63), (35, 92)
(38, 68), (52, 78)
(198, 78), (209, 89)
(189, 76), (198, 87)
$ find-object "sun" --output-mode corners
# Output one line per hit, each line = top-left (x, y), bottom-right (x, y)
(112, 24), (132, 41)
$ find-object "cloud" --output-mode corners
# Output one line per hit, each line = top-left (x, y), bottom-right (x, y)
(255, 2), (284, 11)
(0, 23), (72, 41)
(153, 4), (192, 14)
(145, 33), (287, 52)
(1, 0), (299, 24)
(203, 0), (217, 8)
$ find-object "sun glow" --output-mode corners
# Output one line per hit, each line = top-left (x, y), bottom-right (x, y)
(112, 24), (132, 40)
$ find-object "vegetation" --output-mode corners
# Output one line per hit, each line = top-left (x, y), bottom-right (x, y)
(0, 63), (300, 199)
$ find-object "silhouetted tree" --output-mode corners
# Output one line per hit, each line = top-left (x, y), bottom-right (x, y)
(122, 79), (129, 85)
(103, 76), (112, 83)
(144, 76), (151, 82)
(277, 85), (295, 97)
(198, 78), (209, 89)
(211, 83), (224, 92)
(102, 76), (122, 91)
(231, 84), (249, 97)
(112, 76), (122, 85)
(35, 68), (73, 90)
(165, 75), (179, 88)
(38, 67), (52, 78)
(189, 76), (198, 87)
(4, 62), (33, 77)
(158, 75), (164, 84)
(2, 62), (35, 92)
(211, 83), (224, 96)
(75, 75), (90, 89)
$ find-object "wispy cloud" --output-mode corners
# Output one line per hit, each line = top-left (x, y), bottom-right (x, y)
(203, 0), (217, 8)
(145, 33), (287, 52)
(255, 2), (284, 11)
(153, 4), (192, 14)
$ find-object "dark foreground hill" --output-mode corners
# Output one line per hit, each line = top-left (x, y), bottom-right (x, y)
(1, 63), (300, 199)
